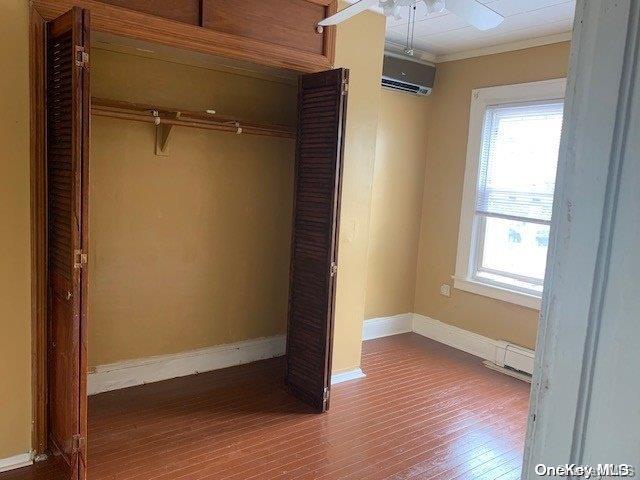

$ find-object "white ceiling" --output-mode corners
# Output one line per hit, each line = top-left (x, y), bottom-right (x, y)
(385, 0), (575, 61)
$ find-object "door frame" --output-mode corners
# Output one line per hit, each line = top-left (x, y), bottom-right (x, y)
(29, 5), (49, 456)
(523, 0), (640, 475)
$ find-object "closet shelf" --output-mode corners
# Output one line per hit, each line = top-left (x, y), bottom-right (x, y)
(91, 98), (296, 139)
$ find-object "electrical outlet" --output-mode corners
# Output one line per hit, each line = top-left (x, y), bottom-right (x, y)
(440, 284), (451, 297)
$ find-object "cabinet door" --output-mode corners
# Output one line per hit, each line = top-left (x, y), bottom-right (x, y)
(46, 6), (90, 479)
(202, 0), (336, 66)
(97, 0), (201, 25)
(285, 68), (348, 412)
(33, 0), (337, 72)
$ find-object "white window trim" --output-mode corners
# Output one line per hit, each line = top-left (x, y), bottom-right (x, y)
(454, 78), (567, 311)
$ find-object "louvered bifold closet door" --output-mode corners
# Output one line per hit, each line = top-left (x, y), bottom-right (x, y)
(285, 68), (348, 412)
(46, 7), (90, 480)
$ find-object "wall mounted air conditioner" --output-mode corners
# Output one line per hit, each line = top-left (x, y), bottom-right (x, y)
(382, 53), (435, 96)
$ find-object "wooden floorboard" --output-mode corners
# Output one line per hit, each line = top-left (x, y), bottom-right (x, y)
(1, 333), (530, 479)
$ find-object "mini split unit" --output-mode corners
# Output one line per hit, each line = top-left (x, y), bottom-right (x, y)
(382, 53), (436, 96)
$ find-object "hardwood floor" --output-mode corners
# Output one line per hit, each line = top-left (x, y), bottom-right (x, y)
(2, 333), (530, 479)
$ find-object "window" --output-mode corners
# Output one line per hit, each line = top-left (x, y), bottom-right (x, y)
(454, 79), (566, 309)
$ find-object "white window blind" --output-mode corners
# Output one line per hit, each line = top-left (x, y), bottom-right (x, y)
(475, 101), (564, 224)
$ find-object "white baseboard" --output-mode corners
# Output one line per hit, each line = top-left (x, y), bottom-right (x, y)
(362, 313), (413, 340)
(412, 314), (534, 374)
(331, 368), (366, 385)
(88, 335), (286, 395)
(412, 313), (498, 361)
(0, 453), (33, 473)
(89, 314), (532, 395)
(363, 313), (534, 376)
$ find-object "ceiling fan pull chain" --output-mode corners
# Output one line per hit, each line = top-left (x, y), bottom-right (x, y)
(404, 3), (416, 55)
(410, 5), (416, 52)
(405, 5), (410, 54)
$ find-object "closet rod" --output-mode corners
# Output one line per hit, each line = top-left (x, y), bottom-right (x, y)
(91, 98), (296, 139)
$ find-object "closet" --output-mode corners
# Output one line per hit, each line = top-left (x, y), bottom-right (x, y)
(34, 4), (347, 479)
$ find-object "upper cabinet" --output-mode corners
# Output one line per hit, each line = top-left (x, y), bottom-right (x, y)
(202, 0), (328, 57)
(32, 0), (337, 73)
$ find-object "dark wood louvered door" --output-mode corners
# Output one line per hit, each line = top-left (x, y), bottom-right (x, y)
(285, 68), (348, 412)
(46, 7), (90, 479)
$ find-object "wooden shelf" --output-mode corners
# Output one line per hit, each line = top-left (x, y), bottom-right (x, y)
(91, 98), (296, 140)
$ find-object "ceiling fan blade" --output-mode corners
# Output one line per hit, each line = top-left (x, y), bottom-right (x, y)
(318, 0), (380, 26)
(444, 0), (504, 30)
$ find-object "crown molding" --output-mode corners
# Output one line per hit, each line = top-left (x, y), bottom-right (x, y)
(385, 32), (572, 65)
(434, 32), (573, 63)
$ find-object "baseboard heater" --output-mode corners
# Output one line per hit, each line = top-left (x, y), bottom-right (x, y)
(485, 342), (535, 383)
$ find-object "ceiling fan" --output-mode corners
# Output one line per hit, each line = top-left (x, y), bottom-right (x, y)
(318, 0), (504, 31)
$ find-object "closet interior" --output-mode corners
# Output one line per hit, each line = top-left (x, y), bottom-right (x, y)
(87, 35), (298, 381)
(84, 36), (299, 477)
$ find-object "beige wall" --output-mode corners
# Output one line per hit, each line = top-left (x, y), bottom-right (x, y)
(90, 118), (294, 365)
(331, 8), (387, 373)
(89, 49), (296, 365)
(0, 0), (32, 460)
(414, 42), (571, 349)
(364, 89), (430, 318)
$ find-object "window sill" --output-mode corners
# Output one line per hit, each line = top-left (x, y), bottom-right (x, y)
(452, 277), (542, 310)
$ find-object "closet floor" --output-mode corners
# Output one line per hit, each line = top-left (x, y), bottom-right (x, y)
(2, 333), (530, 480)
